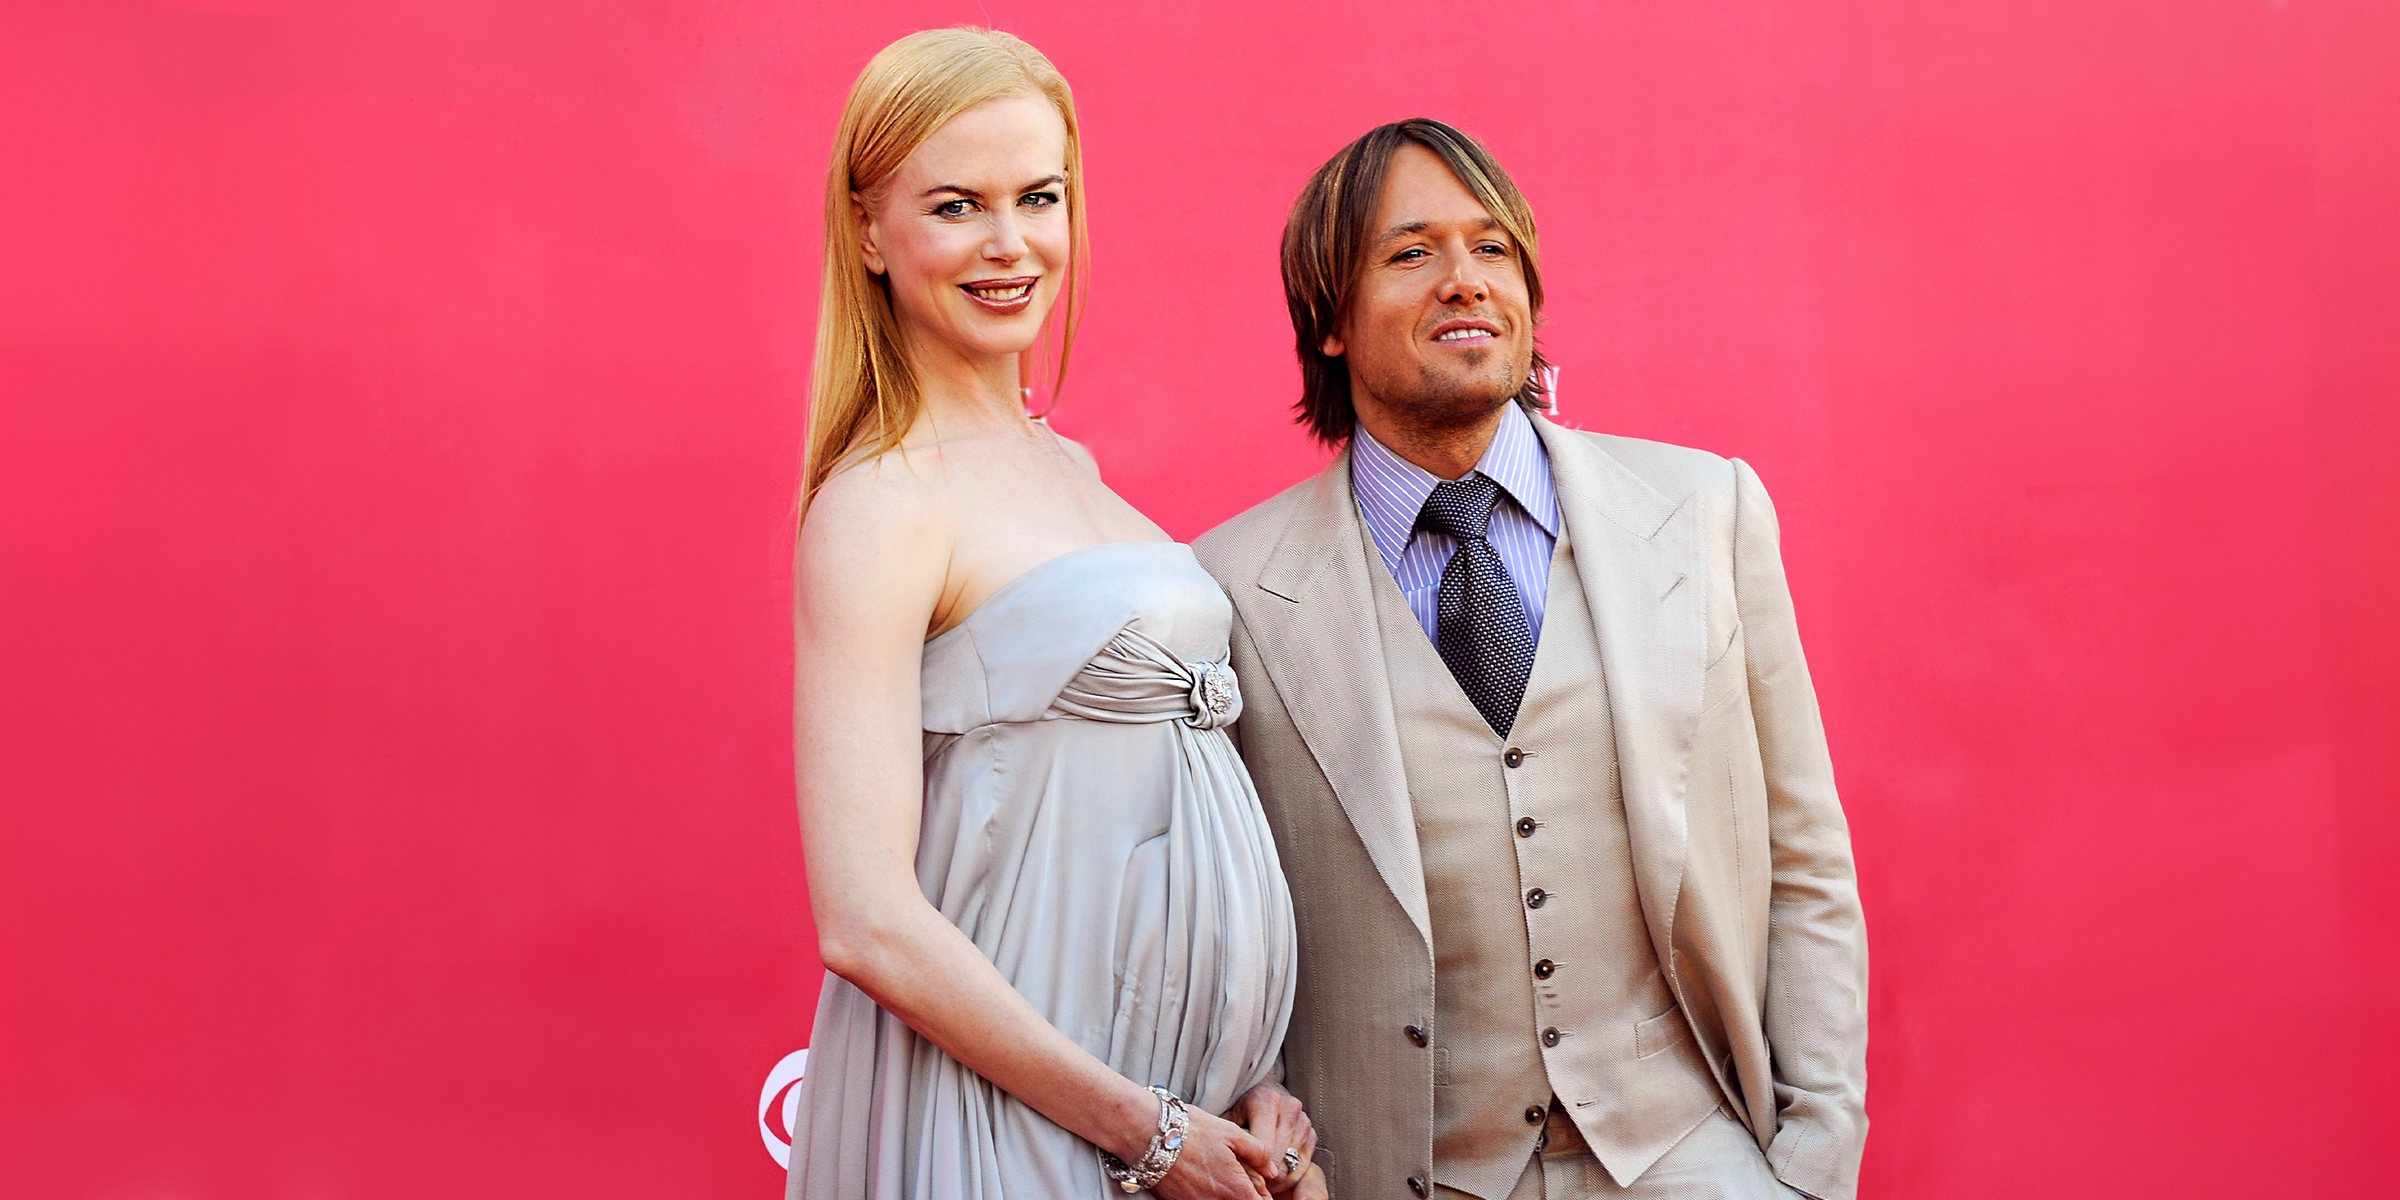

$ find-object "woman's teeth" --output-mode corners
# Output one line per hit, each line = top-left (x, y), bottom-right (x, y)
(967, 282), (1033, 302)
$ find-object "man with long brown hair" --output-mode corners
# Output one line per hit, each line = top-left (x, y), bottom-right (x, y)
(1195, 119), (1868, 1200)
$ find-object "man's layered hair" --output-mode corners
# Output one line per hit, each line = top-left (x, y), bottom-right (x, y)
(1281, 118), (1551, 445)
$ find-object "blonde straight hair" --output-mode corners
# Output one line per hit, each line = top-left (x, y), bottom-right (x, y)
(801, 28), (1089, 515)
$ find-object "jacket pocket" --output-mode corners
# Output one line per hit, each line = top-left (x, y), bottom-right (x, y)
(1635, 1004), (1694, 1060)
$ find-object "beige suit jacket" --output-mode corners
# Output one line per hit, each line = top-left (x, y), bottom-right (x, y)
(1192, 414), (1868, 1200)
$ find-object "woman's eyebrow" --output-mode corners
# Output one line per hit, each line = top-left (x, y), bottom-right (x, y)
(920, 175), (1065, 200)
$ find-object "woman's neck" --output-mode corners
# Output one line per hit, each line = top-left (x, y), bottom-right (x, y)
(903, 325), (1037, 440)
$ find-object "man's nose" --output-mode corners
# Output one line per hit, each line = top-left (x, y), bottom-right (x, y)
(1436, 247), (1491, 303)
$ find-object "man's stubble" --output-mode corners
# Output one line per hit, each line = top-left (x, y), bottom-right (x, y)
(1366, 345), (1531, 450)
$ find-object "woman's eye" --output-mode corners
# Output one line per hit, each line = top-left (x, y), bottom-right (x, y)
(1021, 190), (1060, 209)
(933, 199), (973, 218)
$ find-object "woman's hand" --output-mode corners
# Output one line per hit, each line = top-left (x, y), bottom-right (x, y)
(1150, 1107), (1274, 1200)
(1225, 1083), (1318, 1193)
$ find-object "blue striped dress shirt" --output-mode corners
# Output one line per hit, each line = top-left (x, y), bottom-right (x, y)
(1350, 403), (1562, 648)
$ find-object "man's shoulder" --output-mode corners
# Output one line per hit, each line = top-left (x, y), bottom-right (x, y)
(1191, 465), (1336, 585)
(1549, 421), (1745, 502)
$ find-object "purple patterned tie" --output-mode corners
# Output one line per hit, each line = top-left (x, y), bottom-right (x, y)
(1417, 474), (1536, 736)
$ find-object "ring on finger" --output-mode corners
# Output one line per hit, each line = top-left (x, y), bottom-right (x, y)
(1281, 1147), (1302, 1174)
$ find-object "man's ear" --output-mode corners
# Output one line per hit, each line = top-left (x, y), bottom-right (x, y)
(852, 192), (887, 276)
(1319, 332), (1345, 357)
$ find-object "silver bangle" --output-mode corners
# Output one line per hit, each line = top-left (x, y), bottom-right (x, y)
(1099, 1085), (1189, 1193)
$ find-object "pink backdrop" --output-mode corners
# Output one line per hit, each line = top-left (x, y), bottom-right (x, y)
(4, 2), (2395, 1196)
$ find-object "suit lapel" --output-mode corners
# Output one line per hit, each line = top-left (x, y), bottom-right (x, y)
(1534, 414), (1707, 962)
(1246, 453), (1433, 948)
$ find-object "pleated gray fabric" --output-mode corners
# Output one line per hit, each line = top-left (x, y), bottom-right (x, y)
(787, 541), (1298, 1200)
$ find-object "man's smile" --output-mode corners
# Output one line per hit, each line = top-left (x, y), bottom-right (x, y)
(1430, 318), (1503, 345)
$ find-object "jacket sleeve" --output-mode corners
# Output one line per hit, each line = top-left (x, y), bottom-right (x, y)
(1220, 593), (1283, 1092)
(1731, 457), (1870, 1200)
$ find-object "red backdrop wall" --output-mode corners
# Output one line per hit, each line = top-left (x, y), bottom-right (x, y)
(4, 2), (2395, 1196)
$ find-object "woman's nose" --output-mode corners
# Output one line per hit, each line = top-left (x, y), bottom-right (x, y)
(984, 210), (1027, 262)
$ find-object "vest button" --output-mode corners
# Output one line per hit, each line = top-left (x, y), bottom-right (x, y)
(1408, 1175), (1429, 1197)
(1503, 748), (1525, 767)
(1405, 1024), (1428, 1047)
(1534, 958), (1556, 979)
(1524, 1104), (1547, 1125)
(1516, 817), (1537, 838)
(1525, 888), (1546, 909)
(1543, 1026), (1561, 1047)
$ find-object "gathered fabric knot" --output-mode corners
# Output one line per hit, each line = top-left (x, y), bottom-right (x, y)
(1184, 659), (1241, 730)
(1045, 627), (1245, 732)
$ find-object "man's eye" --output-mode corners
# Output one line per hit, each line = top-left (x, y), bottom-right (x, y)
(1479, 242), (1510, 256)
(1394, 248), (1428, 263)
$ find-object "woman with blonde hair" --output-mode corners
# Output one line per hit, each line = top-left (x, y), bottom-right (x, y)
(786, 28), (1323, 1200)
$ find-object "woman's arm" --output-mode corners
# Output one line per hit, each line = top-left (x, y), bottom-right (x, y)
(793, 464), (1270, 1200)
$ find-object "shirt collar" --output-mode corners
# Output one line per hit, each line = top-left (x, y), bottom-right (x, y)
(1350, 403), (1560, 567)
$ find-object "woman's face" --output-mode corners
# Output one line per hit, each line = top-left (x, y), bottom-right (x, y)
(859, 92), (1071, 368)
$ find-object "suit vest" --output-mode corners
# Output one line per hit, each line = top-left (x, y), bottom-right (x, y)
(1366, 522), (1725, 1199)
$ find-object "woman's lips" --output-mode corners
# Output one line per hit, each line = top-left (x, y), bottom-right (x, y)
(961, 277), (1038, 315)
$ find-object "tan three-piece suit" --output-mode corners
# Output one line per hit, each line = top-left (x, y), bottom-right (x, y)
(1192, 414), (1868, 1200)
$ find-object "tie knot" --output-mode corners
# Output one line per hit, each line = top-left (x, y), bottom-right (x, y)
(1417, 474), (1504, 541)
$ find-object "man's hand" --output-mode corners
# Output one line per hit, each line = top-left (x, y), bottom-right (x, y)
(1288, 1163), (1328, 1200)
(1224, 1082), (1318, 1193)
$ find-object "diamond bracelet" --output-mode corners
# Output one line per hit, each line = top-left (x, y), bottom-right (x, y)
(1099, 1085), (1189, 1193)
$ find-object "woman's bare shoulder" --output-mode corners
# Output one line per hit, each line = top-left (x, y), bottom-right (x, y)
(798, 450), (953, 605)
(810, 446), (946, 523)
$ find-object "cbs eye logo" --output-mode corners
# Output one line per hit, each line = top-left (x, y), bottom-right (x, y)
(758, 1049), (809, 1167)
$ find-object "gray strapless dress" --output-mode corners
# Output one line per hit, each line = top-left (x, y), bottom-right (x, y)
(787, 541), (1299, 1200)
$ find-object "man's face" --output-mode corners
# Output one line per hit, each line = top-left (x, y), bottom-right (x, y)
(1327, 144), (1535, 431)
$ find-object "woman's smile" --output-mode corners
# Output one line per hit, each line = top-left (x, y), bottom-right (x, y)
(961, 275), (1039, 315)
